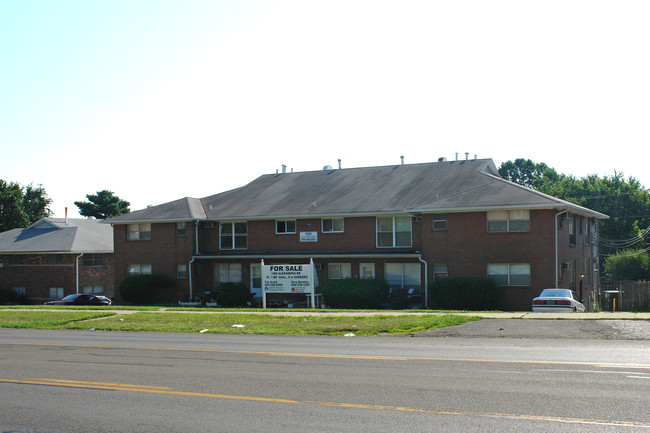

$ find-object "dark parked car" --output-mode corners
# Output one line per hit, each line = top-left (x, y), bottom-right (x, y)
(44, 294), (111, 306)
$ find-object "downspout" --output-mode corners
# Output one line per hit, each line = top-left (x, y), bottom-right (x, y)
(190, 220), (200, 301)
(188, 257), (195, 301)
(418, 255), (428, 308)
(75, 254), (84, 294)
(554, 210), (569, 287)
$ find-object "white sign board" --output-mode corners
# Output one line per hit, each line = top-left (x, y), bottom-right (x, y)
(300, 231), (318, 242)
(262, 261), (316, 308)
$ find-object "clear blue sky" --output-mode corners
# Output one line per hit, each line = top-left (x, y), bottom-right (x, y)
(2, 0), (649, 218)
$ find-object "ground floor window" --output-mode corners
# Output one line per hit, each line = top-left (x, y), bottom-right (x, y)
(83, 286), (105, 295)
(12, 287), (26, 295)
(250, 263), (262, 297)
(359, 263), (375, 279)
(49, 287), (64, 298)
(433, 264), (448, 280)
(385, 263), (421, 294)
(214, 263), (242, 286)
(177, 264), (187, 279)
(487, 263), (531, 286)
(328, 263), (351, 280)
(128, 264), (152, 277)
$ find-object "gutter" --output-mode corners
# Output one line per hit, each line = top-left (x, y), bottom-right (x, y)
(554, 210), (569, 287)
(75, 253), (84, 294)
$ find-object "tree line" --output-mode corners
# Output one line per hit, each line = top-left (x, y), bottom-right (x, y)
(499, 158), (650, 281)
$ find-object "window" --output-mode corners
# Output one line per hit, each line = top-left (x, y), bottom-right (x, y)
(10, 256), (25, 265)
(322, 218), (344, 233)
(214, 263), (242, 285)
(11, 287), (26, 295)
(220, 222), (247, 249)
(276, 220), (296, 234)
(49, 287), (64, 298)
(127, 223), (151, 240)
(385, 263), (421, 294)
(177, 264), (187, 279)
(584, 258), (591, 287)
(433, 264), (448, 280)
(584, 218), (590, 245)
(487, 264), (531, 286)
(487, 210), (530, 232)
(83, 254), (104, 267)
(83, 286), (105, 295)
(432, 214), (447, 230)
(250, 263), (262, 297)
(127, 264), (152, 277)
(176, 222), (187, 237)
(360, 263), (375, 279)
(569, 215), (576, 245)
(377, 216), (412, 247)
(328, 263), (351, 280)
(48, 255), (64, 265)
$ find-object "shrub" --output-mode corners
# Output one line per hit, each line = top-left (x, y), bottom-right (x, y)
(429, 277), (501, 310)
(603, 250), (650, 281)
(118, 274), (179, 305)
(321, 278), (390, 309)
(0, 288), (27, 305)
(216, 282), (252, 307)
(388, 287), (411, 310)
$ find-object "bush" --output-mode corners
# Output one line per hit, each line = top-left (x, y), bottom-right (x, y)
(322, 278), (390, 309)
(429, 277), (501, 310)
(603, 250), (650, 281)
(0, 288), (27, 305)
(388, 287), (411, 310)
(216, 282), (252, 307)
(118, 274), (179, 305)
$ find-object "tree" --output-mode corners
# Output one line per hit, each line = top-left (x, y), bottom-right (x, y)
(75, 190), (130, 219)
(0, 180), (52, 232)
(499, 160), (650, 255)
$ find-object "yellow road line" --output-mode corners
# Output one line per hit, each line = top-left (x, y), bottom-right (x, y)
(2, 341), (650, 369)
(1, 377), (648, 428)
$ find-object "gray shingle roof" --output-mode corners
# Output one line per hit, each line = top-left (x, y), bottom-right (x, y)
(106, 159), (608, 223)
(0, 218), (113, 254)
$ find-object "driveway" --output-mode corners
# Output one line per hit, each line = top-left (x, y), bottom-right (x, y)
(416, 318), (650, 340)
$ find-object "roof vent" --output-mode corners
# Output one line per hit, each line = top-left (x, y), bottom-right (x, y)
(400, 156), (404, 165)
(338, 159), (342, 170)
(438, 157), (447, 162)
(323, 165), (332, 170)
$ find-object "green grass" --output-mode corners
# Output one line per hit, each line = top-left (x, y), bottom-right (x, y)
(0, 310), (480, 335)
(0, 310), (117, 329)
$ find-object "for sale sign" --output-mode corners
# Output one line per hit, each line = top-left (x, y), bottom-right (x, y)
(261, 260), (317, 308)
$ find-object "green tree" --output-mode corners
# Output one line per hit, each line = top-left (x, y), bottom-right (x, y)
(75, 190), (130, 219)
(499, 160), (650, 254)
(0, 180), (52, 232)
(603, 250), (650, 281)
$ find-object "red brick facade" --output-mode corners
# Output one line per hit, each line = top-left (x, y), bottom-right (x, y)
(112, 209), (599, 310)
(0, 253), (114, 302)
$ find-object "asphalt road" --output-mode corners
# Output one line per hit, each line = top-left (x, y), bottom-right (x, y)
(1, 326), (649, 433)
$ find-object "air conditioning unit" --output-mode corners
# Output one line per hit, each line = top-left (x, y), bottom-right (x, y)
(562, 262), (570, 270)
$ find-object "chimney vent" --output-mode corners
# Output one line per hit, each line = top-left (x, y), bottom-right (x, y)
(400, 156), (405, 165)
(282, 164), (287, 174)
(338, 159), (342, 170)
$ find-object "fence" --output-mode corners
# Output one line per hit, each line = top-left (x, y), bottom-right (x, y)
(600, 281), (650, 312)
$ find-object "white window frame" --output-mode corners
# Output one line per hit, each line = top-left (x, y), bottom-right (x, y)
(276, 220), (297, 234)
(376, 216), (412, 248)
(487, 263), (531, 286)
(385, 263), (421, 294)
(177, 264), (187, 279)
(487, 210), (530, 233)
(432, 214), (447, 230)
(433, 264), (448, 281)
(83, 286), (105, 295)
(250, 263), (262, 297)
(127, 223), (151, 241)
(214, 263), (242, 286)
(359, 263), (375, 279)
(219, 222), (248, 250)
(49, 287), (64, 298)
(127, 264), (152, 277)
(328, 263), (351, 280)
(322, 218), (344, 233)
(176, 222), (187, 237)
(83, 254), (104, 267)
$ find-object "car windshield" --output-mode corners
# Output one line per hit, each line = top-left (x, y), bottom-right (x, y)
(61, 295), (80, 300)
(539, 289), (570, 298)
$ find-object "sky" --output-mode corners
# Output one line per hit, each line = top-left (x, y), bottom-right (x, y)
(1, 0), (649, 218)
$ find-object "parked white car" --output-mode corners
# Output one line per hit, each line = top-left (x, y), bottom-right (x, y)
(532, 289), (585, 312)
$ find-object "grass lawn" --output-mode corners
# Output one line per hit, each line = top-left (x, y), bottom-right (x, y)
(0, 309), (479, 335)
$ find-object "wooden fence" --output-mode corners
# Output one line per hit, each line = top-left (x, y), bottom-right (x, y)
(600, 281), (650, 312)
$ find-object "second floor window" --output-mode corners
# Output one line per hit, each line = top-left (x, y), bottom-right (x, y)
(83, 254), (104, 267)
(127, 223), (151, 240)
(220, 222), (247, 249)
(377, 216), (412, 247)
(276, 220), (296, 234)
(487, 210), (530, 232)
(322, 218), (344, 233)
(176, 222), (187, 236)
(127, 264), (152, 277)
